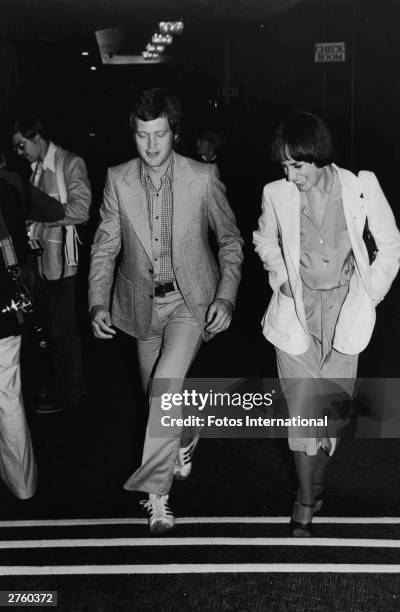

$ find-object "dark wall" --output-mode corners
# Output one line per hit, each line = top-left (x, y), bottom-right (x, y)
(1, 0), (400, 201)
(213, 0), (400, 197)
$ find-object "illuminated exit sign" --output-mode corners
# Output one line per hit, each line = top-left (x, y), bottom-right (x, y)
(315, 42), (345, 62)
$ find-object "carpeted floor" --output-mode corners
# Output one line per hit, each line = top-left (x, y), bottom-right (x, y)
(0, 572), (398, 611)
(0, 228), (399, 610)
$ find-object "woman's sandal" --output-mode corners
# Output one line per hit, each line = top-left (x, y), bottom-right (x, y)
(290, 501), (314, 537)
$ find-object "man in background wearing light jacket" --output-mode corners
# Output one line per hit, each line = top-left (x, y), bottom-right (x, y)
(13, 117), (91, 414)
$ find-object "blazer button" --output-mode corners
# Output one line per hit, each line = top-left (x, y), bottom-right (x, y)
(149, 295), (153, 299)
(149, 269), (154, 274)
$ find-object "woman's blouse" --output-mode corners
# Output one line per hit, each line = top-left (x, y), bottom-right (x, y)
(300, 170), (354, 290)
(299, 168), (354, 359)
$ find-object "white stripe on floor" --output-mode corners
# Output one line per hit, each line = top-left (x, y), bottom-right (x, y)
(1, 563), (400, 575)
(0, 537), (400, 549)
(0, 517), (400, 527)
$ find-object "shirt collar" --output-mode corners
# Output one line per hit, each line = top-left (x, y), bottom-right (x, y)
(140, 154), (174, 188)
(31, 141), (57, 172)
(300, 191), (309, 215)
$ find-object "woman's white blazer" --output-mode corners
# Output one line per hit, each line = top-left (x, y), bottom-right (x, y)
(253, 165), (400, 355)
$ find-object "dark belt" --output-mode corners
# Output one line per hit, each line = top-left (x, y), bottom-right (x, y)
(154, 281), (176, 297)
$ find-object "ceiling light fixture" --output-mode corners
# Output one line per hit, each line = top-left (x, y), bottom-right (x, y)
(141, 19), (183, 60)
(158, 21), (184, 35)
(152, 33), (173, 45)
(96, 19), (183, 64)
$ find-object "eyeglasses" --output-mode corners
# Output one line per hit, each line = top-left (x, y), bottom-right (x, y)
(14, 142), (27, 153)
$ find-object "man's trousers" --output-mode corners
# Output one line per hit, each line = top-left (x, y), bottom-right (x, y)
(34, 275), (85, 407)
(124, 291), (203, 495)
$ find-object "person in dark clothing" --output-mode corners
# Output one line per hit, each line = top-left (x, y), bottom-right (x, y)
(0, 178), (37, 498)
(195, 131), (224, 164)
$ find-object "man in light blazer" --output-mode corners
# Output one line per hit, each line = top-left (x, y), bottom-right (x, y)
(13, 116), (91, 414)
(89, 89), (243, 533)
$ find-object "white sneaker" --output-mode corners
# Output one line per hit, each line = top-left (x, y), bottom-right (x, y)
(140, 494), (175, 534)
(174, 433), (200, 481)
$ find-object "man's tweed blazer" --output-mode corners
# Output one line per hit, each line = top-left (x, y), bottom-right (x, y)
(89, 152), (243, 340)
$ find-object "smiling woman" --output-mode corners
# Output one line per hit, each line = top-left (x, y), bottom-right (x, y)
(253, 111), (400, 538)
(280, 159), (331, 192)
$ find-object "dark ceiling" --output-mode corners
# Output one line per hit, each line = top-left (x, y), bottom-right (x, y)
(3, 0), (303, 30)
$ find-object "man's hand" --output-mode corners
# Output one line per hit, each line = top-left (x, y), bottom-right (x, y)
(91, 305), (116, 339)
(205, 298), (233, 334)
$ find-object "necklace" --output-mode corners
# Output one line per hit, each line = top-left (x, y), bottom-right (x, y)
(307, 166), (334, 196)
(305, 167), (335, 228)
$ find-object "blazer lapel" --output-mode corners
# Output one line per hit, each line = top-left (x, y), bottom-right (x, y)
(334, 165), (365, 227)
(119, 160), (153, 261)
(334, 164), (371, 290)
(276, 181), (301, 272)
(116, 153), (195, 262)
(172, 153), (194, 251)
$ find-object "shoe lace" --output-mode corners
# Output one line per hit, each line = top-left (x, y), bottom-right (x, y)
(140, 496), (172, 520)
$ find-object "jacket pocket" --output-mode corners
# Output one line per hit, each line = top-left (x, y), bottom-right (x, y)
(114, 270), (134, 316)
(261, 290), (309, 355)
(264, 290), (296, 332)
(333, 279), (376, 354)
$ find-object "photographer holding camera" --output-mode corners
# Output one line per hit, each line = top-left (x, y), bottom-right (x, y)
(0, 176), (37, 499)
